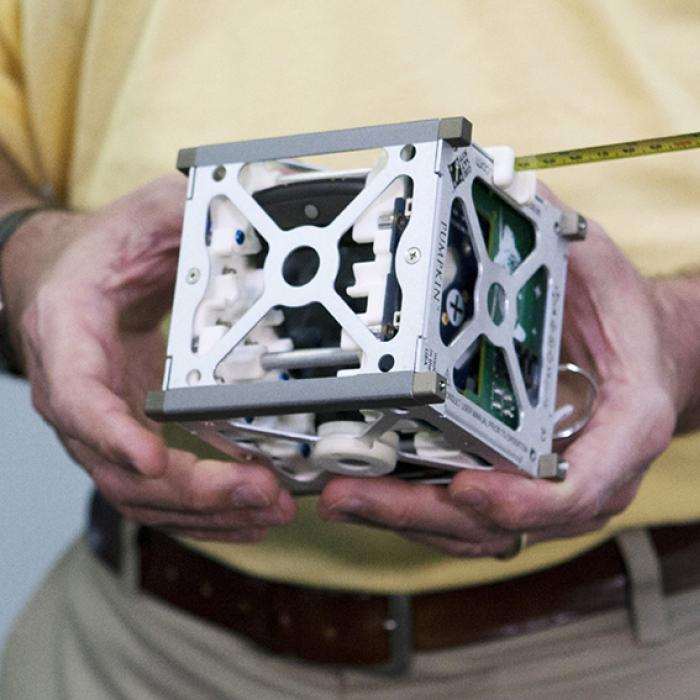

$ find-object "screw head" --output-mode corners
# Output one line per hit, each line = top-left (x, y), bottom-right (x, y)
(405, 247), (421, 264)
(186, 267), (200, 284)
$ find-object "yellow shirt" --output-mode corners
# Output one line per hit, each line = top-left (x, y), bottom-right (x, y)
(2, 0), (699, 592)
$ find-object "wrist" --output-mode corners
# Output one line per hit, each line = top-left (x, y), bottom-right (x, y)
(0, 207), (78, 372)
(649, 275), (700, 434)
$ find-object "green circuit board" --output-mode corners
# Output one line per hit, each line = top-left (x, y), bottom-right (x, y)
(450, 180), (547, 429)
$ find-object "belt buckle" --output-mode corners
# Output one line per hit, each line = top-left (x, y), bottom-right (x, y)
(374, 594), (412, 675)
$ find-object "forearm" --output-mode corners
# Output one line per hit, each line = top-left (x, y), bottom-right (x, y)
(650, 275), (700, 434)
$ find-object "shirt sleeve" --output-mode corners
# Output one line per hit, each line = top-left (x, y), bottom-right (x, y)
(0, 0), (40, 181)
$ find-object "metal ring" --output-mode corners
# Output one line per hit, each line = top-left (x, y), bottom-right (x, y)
(553, 363), (598, 440)
(495, 532), (528, 560)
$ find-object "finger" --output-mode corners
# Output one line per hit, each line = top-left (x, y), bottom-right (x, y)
(79, 442), (297, 532)
(121, 496), (294, 532)
(93, 448), (294, 515)
(53, 374), (167, 476)
(103, 173), (187, 242)
(318, 477), (507, 542)
(400, 514), (611, 558)
(25, 295), (168, 476)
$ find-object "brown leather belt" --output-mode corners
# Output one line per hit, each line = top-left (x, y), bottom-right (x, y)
(88, 492), (700, 672)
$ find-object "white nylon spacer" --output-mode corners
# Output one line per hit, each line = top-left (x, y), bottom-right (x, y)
(311, 421), (399, 476)
(485, 145), (537, 205)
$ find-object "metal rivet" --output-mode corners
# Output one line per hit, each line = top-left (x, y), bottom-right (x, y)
(304, 203), (319, 220)
(213, 165), (226, 181)
(383, 619), (398, 631)
(322, 626), (338, 640)
(405, 247), (421, 264)
(186, 267), (200, 284)
(278, 612), (292, 627)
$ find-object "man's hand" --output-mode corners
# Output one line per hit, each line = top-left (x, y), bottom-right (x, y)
(318, 202), (683, 557)
(3, 175), (295, 542)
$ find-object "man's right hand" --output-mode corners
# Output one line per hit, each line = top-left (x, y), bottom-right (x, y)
(2, 174), (295, 542)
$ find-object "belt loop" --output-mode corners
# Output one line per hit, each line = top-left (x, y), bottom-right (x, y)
(86, 490), (141, 595)
(119, 518), (142, 595)
(616, 528), (670, 645)
(375, 594), (413, 675)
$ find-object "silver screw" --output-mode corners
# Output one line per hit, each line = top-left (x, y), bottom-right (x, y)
(405, 247), (421, 264)
(186, 267), (200, 284)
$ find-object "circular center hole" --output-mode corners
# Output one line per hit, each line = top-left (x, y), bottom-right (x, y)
(487, 283), (507, 325)
(282, 246), (320, 287)
(337, 458), (371, 471)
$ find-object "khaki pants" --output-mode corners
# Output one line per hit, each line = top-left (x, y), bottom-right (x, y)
(3, 537), (700, 700)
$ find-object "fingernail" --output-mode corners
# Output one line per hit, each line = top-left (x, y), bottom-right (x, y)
(454, 488), (490, 511)
(232, 484), (271, 508)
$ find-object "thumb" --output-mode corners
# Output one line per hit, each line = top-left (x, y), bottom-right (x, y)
(98, 174), (188, 329)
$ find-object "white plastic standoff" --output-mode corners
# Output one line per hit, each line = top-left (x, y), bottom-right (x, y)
(485, 146), (537, 205)
(312, 421), (399, 476)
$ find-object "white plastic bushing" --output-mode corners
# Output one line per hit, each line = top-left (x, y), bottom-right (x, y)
(484, 146), (537, 205)
(311, 421), (399, 476)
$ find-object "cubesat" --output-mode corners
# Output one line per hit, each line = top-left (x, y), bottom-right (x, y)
(146, 117), (591, 493)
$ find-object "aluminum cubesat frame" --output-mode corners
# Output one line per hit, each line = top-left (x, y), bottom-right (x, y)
(146, 117), (576, 486)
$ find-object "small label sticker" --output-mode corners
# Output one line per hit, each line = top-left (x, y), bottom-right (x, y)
(448, 151), (471, 189)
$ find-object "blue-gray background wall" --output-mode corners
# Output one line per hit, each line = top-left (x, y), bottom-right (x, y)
(0, 374), (92, 651)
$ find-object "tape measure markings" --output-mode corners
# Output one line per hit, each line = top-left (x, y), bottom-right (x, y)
(514, 131), (700, 171)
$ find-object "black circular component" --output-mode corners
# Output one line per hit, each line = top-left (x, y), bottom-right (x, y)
(378, 354), (395, 372)
(282, 246), (320, 287)
(253, 178), (370, 423)
(212, 165), (226, 181)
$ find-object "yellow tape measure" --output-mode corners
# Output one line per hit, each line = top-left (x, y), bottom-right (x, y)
(514, 131), (700, 171)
